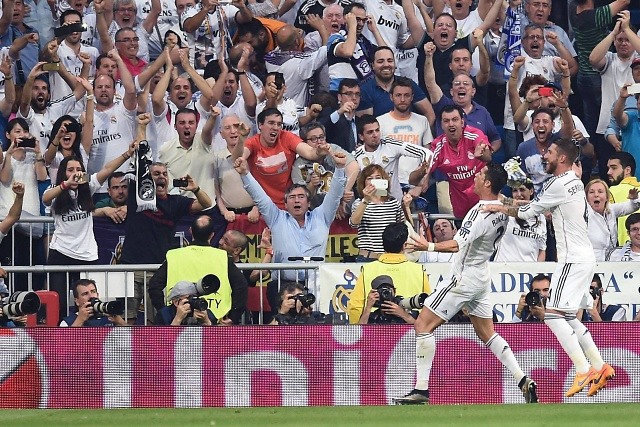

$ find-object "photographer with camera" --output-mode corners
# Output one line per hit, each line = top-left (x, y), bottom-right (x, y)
(148, 215), (247, 325)
(347, 222), (431, 325)
(513, 274), (551, 323)
(578, 275), (627, 322)
(269, 283), (318, 326)
(59, 279), (126, 327)
(358, 276), (419, 325)
(154, 281), (216, 326)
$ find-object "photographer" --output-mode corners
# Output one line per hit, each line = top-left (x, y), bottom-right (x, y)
(59, 279), (126, 327)
(155, 281), (216, 326)
(269, 283), (318, 326)
(347, 223), (431, 324)
(358, 276), (416, 325)
(579, 275), (627, 322)
(513, 274), (551, 323)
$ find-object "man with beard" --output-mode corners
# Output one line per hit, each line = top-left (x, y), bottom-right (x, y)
(327, 3), (385, 92)
(94, 171), (128, 222)
(589, 11), (640, 170)
(357, 46), (434, 126)
(50, 9), (101, 101)
(18, 55), (89, 152)
(517, 105), (574, 194)
(377, 77), (433, 195)
(233, 151), (347, 317)
(484, 138), (616, 399)
(607, 151), (640, 245)
(88, 49), (138, 197)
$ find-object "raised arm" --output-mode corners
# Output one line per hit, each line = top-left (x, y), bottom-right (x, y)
(400, 0), (426, 49)
(0, 0), (15, 36)
(476, 0), (504, 34)
(96, 140), (139, 185)
(0, 56), (15, 117)
(237, 47), (257, 117)
(77, 77), (95, 155)
(613, 84), (632, 129)
(474, 29), (490, 87)
(111, 49), (137, 110)
(94, 0), (114, 54)
(179, 49), (214, 108)
(306, 14), (329, 45)
(0, 182), (24, 235)
(141, 0), (162, 34)
(19, 62), (47, 117)
(334, 14), (358, 58)
(151, 58), (172, 116)
(423, 42), (443, 104)
(590, 20), (618, 71)
(137, 48), (169, 89)
(546, 32), (578, 76)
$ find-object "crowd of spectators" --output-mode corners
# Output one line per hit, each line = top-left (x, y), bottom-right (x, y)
(1, 0), (640, 326)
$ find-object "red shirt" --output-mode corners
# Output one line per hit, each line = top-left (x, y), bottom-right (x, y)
(119, 55), (147, 78)
(431, 125), (488, 219)
(245, 130), (302, 209)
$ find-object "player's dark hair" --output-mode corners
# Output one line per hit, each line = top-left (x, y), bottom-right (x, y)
(382, 223), (408, 254)
(107, 171), (127, 188)
(338, 78), (359, 92)
(441, 104), (466, 120)
(258, 107), (283, 125)
(390, 76), (413, 95)
(434, 13), (457, 30)
(528, 273), (550, 291)
(552, 138), (580, 165)
(344, 2), (366, 15)
(373, 46), (395, 60)
(72, 278), (97, 299)
(484, 163), (508, 195)
(531, 107), (556, 121)
(357, 114), (378, 135)
(608, 151), (636, 176)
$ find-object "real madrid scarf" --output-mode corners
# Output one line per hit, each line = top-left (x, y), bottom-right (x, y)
(132, 140), (156, 212)
(497, 3), (523, 80)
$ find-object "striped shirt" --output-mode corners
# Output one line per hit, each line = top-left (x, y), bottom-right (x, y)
(350, 198), (404, 253)
(573, 5), (615, 75)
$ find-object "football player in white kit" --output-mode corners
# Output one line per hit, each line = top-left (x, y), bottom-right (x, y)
(395, 163), (538, 405)
(484, 138), (615, 398)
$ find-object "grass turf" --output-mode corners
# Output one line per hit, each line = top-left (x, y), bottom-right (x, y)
(1, 404), (639, 427)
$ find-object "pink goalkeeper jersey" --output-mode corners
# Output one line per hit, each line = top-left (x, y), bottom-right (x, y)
(431, 125), (488, 219)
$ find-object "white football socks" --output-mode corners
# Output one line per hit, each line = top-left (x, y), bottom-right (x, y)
(415, 332), (435, 391)
(545, 313), (591, 373)
(566, 316), (605, 370)
(486, 333), (525, 384)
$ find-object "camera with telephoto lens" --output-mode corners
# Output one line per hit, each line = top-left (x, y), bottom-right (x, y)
(288, 293), (316, 316)
(374, 283), (395, 308)
(397, 293), (428, 310)
(525, 291), (542, 307)
(89, 297), (124, 316)
(186, 274), (220, 315)
(590, 287), (602, 300)
(1, 291), (41, 317)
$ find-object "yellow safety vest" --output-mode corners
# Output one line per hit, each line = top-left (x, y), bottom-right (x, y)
(360, 258), (428, 300)
(165, 245), (232, 319)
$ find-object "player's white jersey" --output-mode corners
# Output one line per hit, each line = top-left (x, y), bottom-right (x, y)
(518, 171), (595, 263)
(450, 200), (508, 285)
(494, 214), (546, 262)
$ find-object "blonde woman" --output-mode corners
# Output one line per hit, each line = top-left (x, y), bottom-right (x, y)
(585, 179), (640, 261)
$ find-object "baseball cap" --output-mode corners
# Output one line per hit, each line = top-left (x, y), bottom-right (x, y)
(167, 281), (197, 301)
(371, 275), (394, 290)
(631, 57), (640, 68)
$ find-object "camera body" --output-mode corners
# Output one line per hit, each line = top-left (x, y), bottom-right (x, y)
(590, 287), (602, 300)
(525, 290), (542, 307)
(187, 295), (208, 312)
(288, 292), (316, 316)
(19, 137), (37, 148)
(374, 283), (395, 308)
(89, 297), (124, 317)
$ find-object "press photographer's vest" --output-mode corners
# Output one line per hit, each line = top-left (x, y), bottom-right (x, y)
(165, 246), (232, 319)
(361, 260), (426, 298)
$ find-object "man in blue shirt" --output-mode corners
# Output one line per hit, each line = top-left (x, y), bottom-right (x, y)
(59, 279), (127, 327)
(234, 150), (347, 317)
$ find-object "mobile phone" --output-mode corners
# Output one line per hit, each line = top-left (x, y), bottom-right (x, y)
(74, 172), (90, 184)
(42, 62), (60, 72)
(54, 22), (86, 38)
(173, 178), (188, 188)
(538, 87), (554, 97)
(65, 122), (82, 133)
(19, 137), (37, 148)
(274, 72), (285, 90)
(627, 83), (640, 95)
(371, 178), (388, 196)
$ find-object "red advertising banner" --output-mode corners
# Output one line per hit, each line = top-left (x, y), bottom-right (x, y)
(1, 323), (638, 408)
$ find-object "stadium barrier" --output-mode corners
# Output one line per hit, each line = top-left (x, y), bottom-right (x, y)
(1, 323), (638, 408)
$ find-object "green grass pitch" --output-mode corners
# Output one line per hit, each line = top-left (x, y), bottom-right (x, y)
(1, 404), (639, 427)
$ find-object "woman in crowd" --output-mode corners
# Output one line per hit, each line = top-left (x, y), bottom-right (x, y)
(350, 164), (407, 262)
(43, 136), (139, 320)
(586, 178), (640, 261)
(494, 179), (547, 262)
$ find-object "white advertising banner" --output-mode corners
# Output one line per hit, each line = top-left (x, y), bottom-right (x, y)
(315, 262), (640, 322)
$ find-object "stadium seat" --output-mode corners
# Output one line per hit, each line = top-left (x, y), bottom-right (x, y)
(26, 291), (60, 327)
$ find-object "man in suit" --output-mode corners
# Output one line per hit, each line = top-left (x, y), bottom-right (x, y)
(321, 78), (360, 152)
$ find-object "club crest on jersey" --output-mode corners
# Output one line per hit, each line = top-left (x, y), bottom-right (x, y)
(467, 151), (475, 159)
(382, 156), (390, 164)
(111, 116), (117, 124)
(362, 157), (371, 166)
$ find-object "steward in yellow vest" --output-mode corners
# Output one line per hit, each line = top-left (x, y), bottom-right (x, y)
(148, 216), (248, 324)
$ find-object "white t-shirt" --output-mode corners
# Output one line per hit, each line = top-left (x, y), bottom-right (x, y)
(377, 112), (433, 185)
(494, 214), (546, 262)
(518, 171), (595, 263)
(48, 145), (89, 185)
(89, 101), (136, 192)
(256, 97), (304, 135)
(51, 41), (99, 104)
(597, 52), (636, 134)
(18, 94), (78, 153)
(45, 174), (101, 261)
(519, 113), (589, 141)
(6, 154), (41, 216)
(136, 0), (185, 58)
